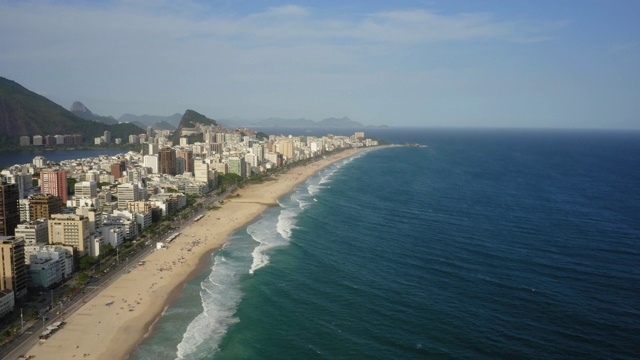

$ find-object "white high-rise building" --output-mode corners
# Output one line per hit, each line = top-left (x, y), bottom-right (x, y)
(148, 143), (159, 156)
(194, 161), (210, 187)
(116, 183), (140, 209)
(143, 155), (158, 174)
(75, 181), (97, 198)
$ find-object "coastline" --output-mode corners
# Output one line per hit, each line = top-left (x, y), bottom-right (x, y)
(24, 146), (379, 360)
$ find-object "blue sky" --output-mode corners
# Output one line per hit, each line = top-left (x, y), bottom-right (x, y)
(0, 0), (638, 128)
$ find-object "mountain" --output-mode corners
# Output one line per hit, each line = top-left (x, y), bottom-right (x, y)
(219, 116), (364, 128)
(256, 117), (316, 127)
(170, 109), (217, 143)
(153, 120), (177, 131)
(119, 113), (182, 128)
(317, 116), (363, 127)
(70, 101), (118, 125)
(0, 76), (144, 147)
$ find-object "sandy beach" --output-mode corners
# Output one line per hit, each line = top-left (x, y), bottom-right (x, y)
(25, 147), (375, 360)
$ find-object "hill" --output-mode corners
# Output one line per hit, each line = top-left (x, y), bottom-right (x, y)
(119, 113), (182, 130)
(0, 76), (144, 147)
(220, 116), (364, 128)
(170, 109), (217, 144)
(70, 101), (118, 125)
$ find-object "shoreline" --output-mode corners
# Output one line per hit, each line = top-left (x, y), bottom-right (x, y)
(24, 146), (380, 360)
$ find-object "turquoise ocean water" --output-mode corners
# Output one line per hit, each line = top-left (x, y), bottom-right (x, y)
(129, 128), (640, 360)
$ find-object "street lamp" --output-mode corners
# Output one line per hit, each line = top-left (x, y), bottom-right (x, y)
(20, 308), (23, 331)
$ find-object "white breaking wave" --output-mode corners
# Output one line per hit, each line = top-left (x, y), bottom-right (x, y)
(249, 203), (300, 274)
(176, 253), (243, 359)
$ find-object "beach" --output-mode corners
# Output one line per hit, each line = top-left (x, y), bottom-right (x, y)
(24, 147), (373, 360)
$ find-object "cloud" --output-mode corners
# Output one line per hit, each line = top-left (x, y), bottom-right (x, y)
(0, 1), (567, 123)
(608, 42), (639, 53)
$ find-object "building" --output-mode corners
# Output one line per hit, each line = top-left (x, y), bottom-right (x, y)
(0, 236), (27, 298)
(143, 155), (159, 174)
(176, 149), (194, 174)
(15, 219), (49, 263)
(103, 130), (111, 144)
(28, 193), (63, 221)
(158, 147), (177, 176)
(33, 156), (46, 168)
(117, 183), (140, 209)
(32, 135), (43, 146)
(111, 161), (125, 180)
(15, 219), (49, 246)
(194, 161), (210, 189)
(48, 214), (91, 257)
(148, 143), (159, 156)
(1, 172), (34, 199)
(278, 139), (294, 160)
(28, 257), (62, 288)
(40, 169), (67, 203)
(0, 182), (19, 236)
(228, 157), (246, 178)
(36, 245), (74, 278)
(75, 181), (97, 198)
(0, 290), (14, 317)
(76, 207), (102, 235)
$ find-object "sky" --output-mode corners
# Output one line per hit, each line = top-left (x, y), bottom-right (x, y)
(0, 0), (638, 129)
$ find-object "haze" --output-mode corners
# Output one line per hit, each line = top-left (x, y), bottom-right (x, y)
(1, 0), (638, 129)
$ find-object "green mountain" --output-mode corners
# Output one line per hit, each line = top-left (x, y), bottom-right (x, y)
(0, 76), (144, 147)
(170, 109), (217, 143)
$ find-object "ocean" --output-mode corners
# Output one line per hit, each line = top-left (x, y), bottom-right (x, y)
(128, 127), (640, 360)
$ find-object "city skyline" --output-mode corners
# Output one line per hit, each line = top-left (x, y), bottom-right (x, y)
(1, 0), (638, 129)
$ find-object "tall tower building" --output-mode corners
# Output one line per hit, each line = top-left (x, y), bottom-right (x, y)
(28, 193), (63, 221)
(111, 160), (126, 179)
(0, 236), (27, 298)
(103, 130), (111, 144)
(117, 183), (140, 209)
(0, 182), (19, 236)
(176, 149), (194, 174)
(279, 140), (294, 160)
(228, 157), (246, 178)
(194, 161), (210, 187)
(40, 169), (67, 203)
(158, 147), (177, 175)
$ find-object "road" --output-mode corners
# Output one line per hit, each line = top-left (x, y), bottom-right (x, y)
(0, 190), (233, 360)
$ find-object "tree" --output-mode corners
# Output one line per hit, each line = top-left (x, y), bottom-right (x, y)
(77, 272), (90, 283)
(79, 256), (96, 270)
(67, 177), (78, 195)
(100, 244), (113, 257)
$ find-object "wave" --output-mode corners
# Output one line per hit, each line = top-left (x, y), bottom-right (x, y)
(176, 253), (244, 359)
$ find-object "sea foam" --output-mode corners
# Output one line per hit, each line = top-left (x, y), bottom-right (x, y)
(176, 251), (243, 359)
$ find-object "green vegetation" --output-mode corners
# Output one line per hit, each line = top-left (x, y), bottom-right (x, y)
(0, 76), (145, 151)
(67, 178), (77, 195)
(79, 256), (96, 270)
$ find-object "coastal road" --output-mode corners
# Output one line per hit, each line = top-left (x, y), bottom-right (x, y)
(1, 190), (233, 360)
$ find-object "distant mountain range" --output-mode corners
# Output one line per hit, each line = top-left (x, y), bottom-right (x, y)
(0, 75), (379, 149)
(118, 113), (182, 131)
(70, 101), (118, 125)
(0, 77), (144, 147)
(219, 116), (365, 128)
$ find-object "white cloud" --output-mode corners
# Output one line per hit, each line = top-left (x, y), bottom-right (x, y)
(0, 1), (570, 125)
